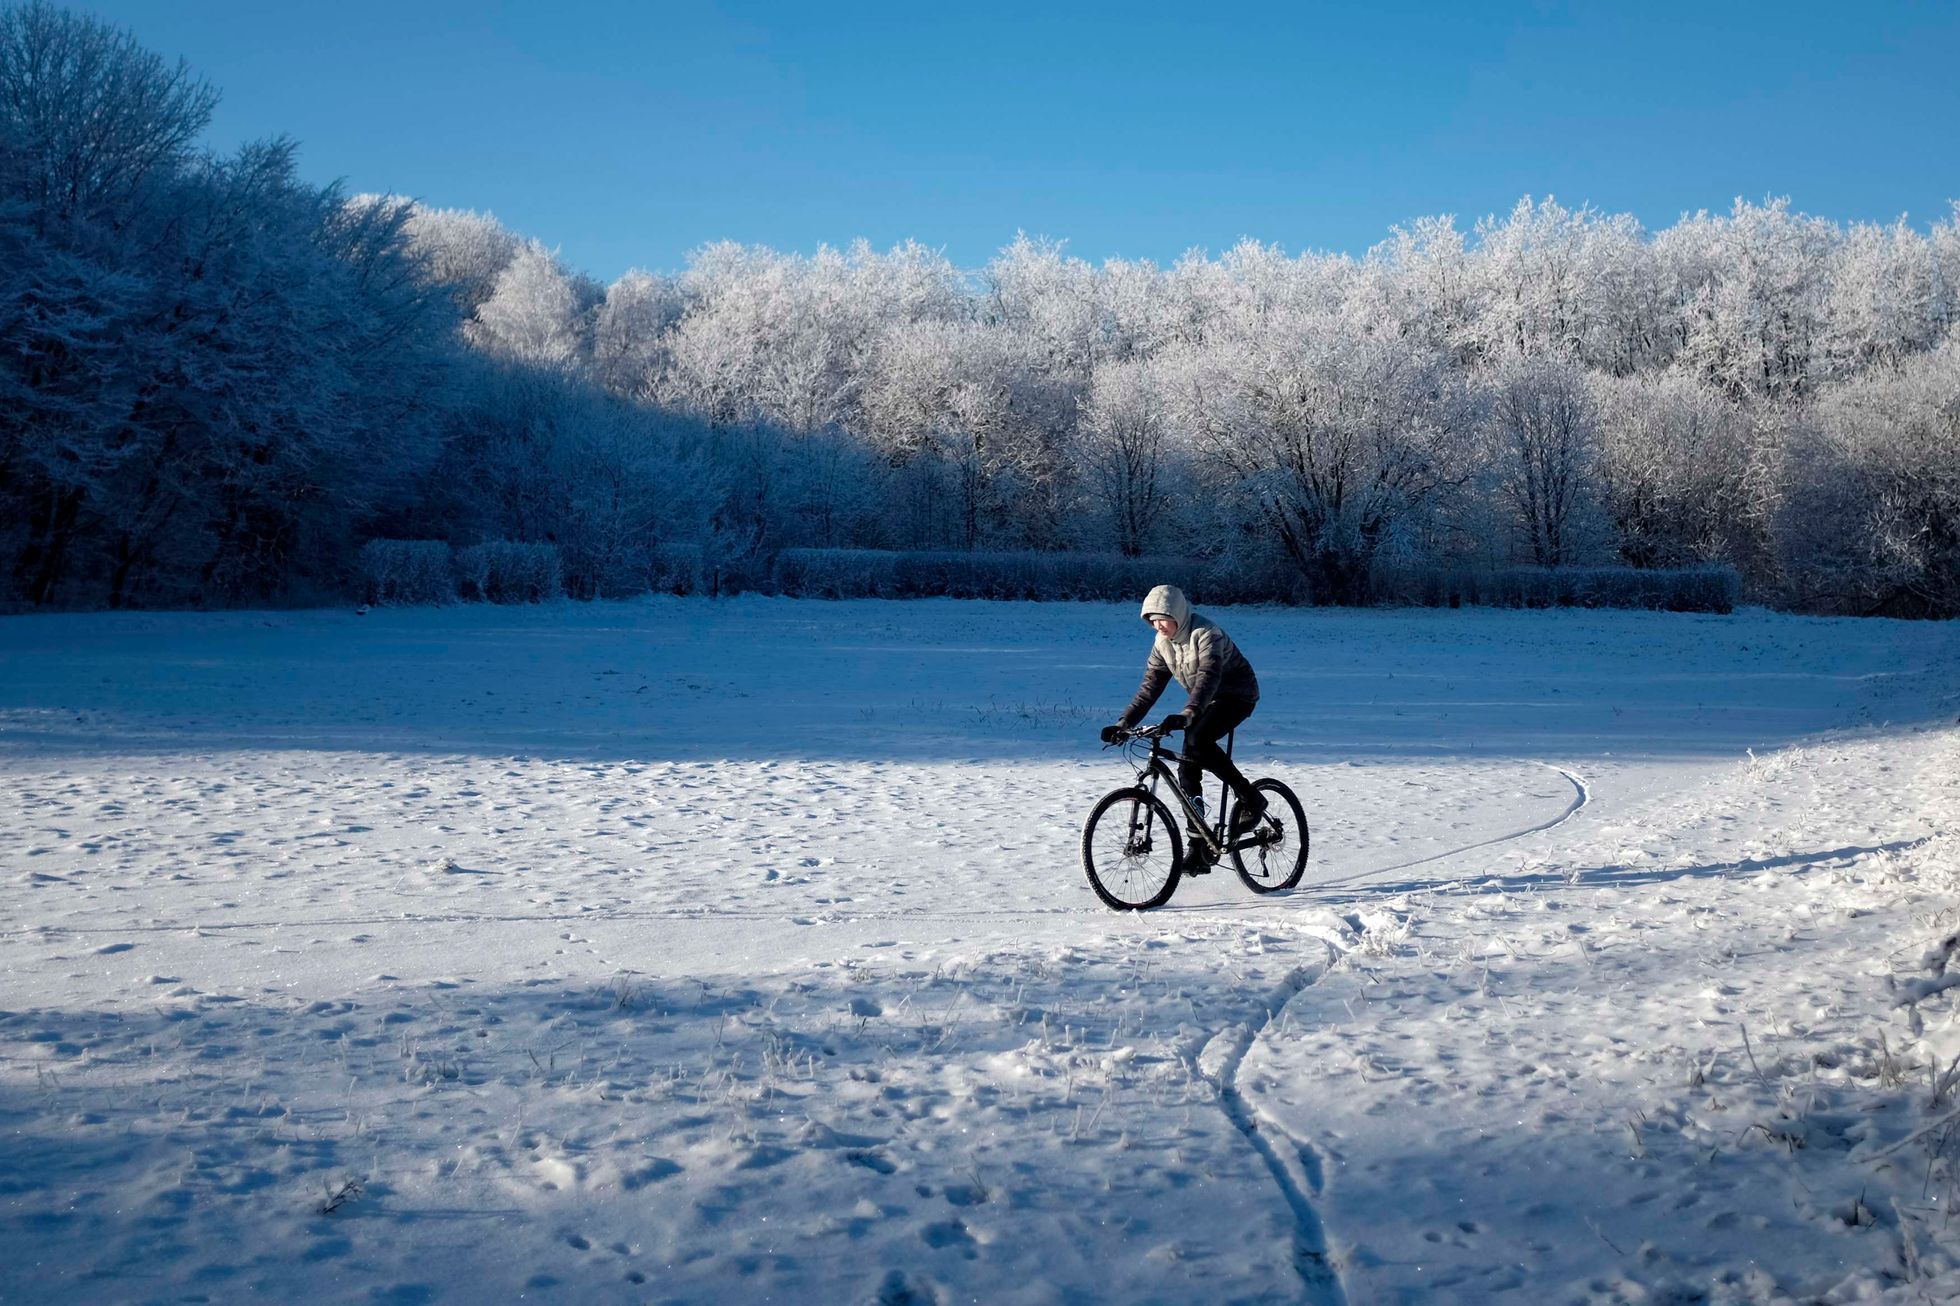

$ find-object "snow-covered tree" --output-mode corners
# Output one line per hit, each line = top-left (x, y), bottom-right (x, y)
(592, 269), (686, 401)
(1487, 356), (1598, 567)
(1471, 197), (1595, 363)
(1077, 359), (1174, 557)
(1775, 341), (1960, 615)
(1591, 371), (1758, 570)
(1824, 218), (1940, 379)
(467, 240), (585, 370)
(398, 203), (521, 316)
(1353, 215), (1482, 366)
(1169, 316), (1470, 603)
(1933, 203), (1960, 341)
(1670, 198), (1836, 404)
(0, 0), (216, 237)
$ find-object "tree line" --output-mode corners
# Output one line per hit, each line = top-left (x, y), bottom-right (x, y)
(4, 2), (1956, 616)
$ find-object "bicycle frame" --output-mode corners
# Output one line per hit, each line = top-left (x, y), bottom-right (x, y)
(1124, 729), (1253, 858)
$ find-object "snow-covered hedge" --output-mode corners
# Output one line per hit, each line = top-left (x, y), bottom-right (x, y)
(457, 541), (563, 604)
(648, 544), (704, 596)
(773, 550), (1222, 602)
(771, 550), (1738, 610)
(357, 540), (455, 606)
(1383, 565), (1742, 613)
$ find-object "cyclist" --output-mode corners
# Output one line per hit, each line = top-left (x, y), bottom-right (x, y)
(1099, 584), (1263, 874)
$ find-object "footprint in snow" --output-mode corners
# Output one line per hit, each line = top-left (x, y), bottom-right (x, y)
(919, 1219), (977, 1256)
(874, 1270), (935, 1306)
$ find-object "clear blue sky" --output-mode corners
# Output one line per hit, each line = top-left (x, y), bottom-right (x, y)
(75, 0), (1960, 283)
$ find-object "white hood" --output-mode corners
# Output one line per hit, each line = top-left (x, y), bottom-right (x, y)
(1139, 584), (1193, 641)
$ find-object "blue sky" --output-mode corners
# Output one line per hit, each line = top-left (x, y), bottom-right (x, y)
(77, 0), (1960, 282)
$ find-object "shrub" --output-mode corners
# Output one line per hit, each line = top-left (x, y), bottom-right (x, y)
(357, 540), (454, 606)
(773, 548), (902, 598)
(648, 543), (705, 596)
(772, 549), (1230, 602)
(1379, 564), (1740, 613)
(457, 541), (562, 603)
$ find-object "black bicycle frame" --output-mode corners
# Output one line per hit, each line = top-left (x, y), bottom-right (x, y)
(1131, 729), (1240, 857)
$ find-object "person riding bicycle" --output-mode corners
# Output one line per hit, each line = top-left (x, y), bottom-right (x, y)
(1099, 584), (1263, 875)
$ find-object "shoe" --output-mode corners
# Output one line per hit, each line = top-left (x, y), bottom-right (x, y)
(1178, 843), (1213, 876)
(1229, 795), (1268, 835)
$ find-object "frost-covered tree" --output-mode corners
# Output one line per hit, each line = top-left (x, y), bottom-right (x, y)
(856, 316), (1061, 550)
(121, 145), (451, 603)
(1077, 359), (1173, 556)
(544, 401), (672, 599)
(1669, 199), (1836, 404)
(1471, 197), (1596, 362)
(397, 203), (521, 316)
(0, 5), (457, 607)
(1933, 204), (1960, 341)
(1574, 212), (1672, 378)
(1775, 341), (1960, 616)
(1487, 357), (1597, 567)
(1353, 215), (1482, 366)
(1169, 317), (1469, 603)
(0, 0), (215, 602)
(592, 269), (686, 401)
(662, 239), (961, 434)
(1823, 218), (1940, 379)
(467, 240), (585, 370)
(1591, 371), (1756, 570)
(0, 0), (217, 237)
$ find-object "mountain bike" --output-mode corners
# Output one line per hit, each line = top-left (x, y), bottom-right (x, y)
(1080, 724), (1308, 910)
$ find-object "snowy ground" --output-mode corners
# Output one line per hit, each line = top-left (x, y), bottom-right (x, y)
(1, 598), (1956, 1304)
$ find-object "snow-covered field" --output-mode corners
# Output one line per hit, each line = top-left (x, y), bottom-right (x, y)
(2, 598), (1956, 1304)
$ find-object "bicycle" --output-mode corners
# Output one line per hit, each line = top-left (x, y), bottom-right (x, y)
(1080, 724), (1309, 910)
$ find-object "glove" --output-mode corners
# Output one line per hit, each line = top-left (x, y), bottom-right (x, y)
(1159, 713), (1187, 733)
(1099, 724), (1127, 744)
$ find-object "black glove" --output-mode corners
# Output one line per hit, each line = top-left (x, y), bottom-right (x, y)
(1159, 713), (1187, 733)
(1099, 724), (1127, 744)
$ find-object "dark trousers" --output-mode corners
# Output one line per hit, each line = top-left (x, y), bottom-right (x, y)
(1181, 696), (1258, 816)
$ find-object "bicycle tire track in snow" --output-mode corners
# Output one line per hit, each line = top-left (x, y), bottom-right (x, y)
(1193, 954), (1349, 1305)
(1318, 762), (1590, 888)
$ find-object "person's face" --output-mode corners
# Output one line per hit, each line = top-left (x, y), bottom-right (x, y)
(1150, 614), (1179, 638)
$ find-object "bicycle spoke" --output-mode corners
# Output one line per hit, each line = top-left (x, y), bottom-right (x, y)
(1229, 780), (1308, 894)
(1081, 788), (1181, 910)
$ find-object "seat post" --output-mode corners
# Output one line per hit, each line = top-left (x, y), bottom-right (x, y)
(1219, 729), (1236, 830)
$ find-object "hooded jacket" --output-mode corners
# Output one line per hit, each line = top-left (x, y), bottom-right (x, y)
(1117, 584), (1259, 727)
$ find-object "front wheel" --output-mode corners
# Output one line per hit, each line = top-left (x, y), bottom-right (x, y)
(1081, 787), (1183, 910)
(1230, 779), (1308, 894)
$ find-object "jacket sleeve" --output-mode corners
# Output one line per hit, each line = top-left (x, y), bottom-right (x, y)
(1117, 646), (1171, 727)
(1181, 626), (1223, 719)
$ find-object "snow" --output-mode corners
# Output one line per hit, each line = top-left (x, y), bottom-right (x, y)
(1, 598), (1956, 1303)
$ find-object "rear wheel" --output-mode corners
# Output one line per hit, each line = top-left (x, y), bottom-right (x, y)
(1229, 779), (1308, 893)
(1081, 787), (1183, 910)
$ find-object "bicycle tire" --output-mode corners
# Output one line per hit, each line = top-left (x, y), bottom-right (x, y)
(1080, 787), (1183, 910)
(1229, 778), (1308, 894)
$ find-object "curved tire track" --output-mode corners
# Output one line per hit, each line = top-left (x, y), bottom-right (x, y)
(1314, 762), (1590, 889)
(1183, 763), (1588, 1303)
(1194, 957), (1348, 1305)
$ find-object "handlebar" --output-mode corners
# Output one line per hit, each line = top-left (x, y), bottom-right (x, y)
(1101, 724), (1170, 748)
